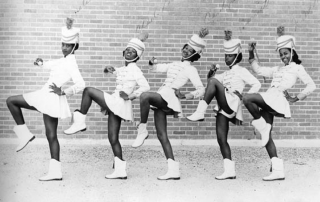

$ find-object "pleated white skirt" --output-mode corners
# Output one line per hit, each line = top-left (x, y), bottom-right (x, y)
(213, 88), (243, 125)
(152, 86), (182, 117)
(102, 91), (133, 121)
(23, 87), (71, 119)
(260, 87), (290, 118)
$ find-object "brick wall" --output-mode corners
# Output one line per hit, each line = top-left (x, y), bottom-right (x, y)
(1, 0), (319, 140)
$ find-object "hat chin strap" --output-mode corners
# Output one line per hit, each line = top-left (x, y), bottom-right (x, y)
(289, 48), (293, 64)
(65, 44), (77, 57)
(182, 51), (200, 61)
(226, 52), (239, 68)
(124, 55), (139, 63)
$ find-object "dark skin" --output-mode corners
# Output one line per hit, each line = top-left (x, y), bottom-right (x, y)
(47, 43), (78, 96)
(202, 54), (243, 160)
(5, 42), (76, 161)
(139, 45), (196, 160)
(244, 44), (298, 158)
(76, 47), (139, 160)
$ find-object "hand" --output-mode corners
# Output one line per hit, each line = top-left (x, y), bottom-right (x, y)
(149, 57), (158, 66)
(49, 83), (64, 96)
(207, 64), (220, 79)
(34, 58), (43, 66)
(104, 66), (115, 74)
(119, 91), (129, 100)
(185, 93), (194, 100)
(283, 90), (298, 103)
(248, 41), (256, 51)
(128, 94), (137, 101)
(248, 42), (256, 62)
(233, 90), (242, 100)
(174, 89), (185, 99)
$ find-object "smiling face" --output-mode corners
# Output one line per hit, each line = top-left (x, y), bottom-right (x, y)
(61, 43), (75, 57)
(124, 47), (138, 61)
(279, 48), (293, 65)
(181, 44), (196, 59)
(225, 54), (237, 66)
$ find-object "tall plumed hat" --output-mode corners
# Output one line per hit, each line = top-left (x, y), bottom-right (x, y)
(61, 17), (80, 44)
(223, 29), (241, 54)
(187, 27), (209, 54)
(276, 26), (296, 51)
(126, 33), (149, 58)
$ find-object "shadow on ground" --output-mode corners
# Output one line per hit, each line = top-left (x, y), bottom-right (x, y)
(1, 144), (320, 202)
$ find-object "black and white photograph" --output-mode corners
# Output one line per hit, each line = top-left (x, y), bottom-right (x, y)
(0, 0), (320, 201)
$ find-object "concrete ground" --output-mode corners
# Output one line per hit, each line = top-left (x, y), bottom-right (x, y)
(0, 139), (320, 202)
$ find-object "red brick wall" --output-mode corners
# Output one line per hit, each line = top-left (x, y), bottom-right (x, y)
(1, 0), (319, 140)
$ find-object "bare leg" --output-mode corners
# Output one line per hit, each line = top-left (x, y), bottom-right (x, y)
(260, 109), (277, 158)
(243, 93), (277, 148)
(215, 114), (236, 180)
(154, 109), (174, 160)
(140, 92), (170, 124)
(6, 95), (37, 124)
(79, 87), (109, 114)
(216, 113), (232, 160)
(107, 111), (123, 160)
(203, 78), (233, 114)
(43, 114), (59, 161)
(243, 93), (276, 119)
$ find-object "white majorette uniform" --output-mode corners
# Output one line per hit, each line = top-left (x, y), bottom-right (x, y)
(213, 64), (261, 124)
(250, 31), (316, 118)
(152, 61), (205, 117)
(101, 35), (150, 122)
(150, 30), (209, 117)
(23, 25), (85, 119)
(102, 62), (150, 121)
(213, 34), (261, 124)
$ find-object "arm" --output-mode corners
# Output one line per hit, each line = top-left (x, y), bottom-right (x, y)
(63, 64), (85, 97)
(295, 65), (316, 100)
(186, 67), (205, 99)
(149, 57), (170, 73)
(241, 68), (261, 94)
(129, 68), (150, 100)
(41, 59), (61, 70)
(248, 42), (274, 78)
(250, 60), (275, 78)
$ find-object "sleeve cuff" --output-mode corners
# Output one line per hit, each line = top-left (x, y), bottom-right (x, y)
(249, 59), (257, 65)
(296, 93), (307, 100)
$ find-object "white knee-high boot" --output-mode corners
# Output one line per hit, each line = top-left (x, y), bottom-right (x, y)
(105, 157), (127, 180)
(39, 159), (62, 181)
(263, 157), (285, 181)
(64, 110), (87, 135)
(132, 123), (149, 148)
(187, 100), (208, 122)
(13, 124), (35, 152)
(157, 158), (180, 180)
(251, 117), (271, 147)
(215, 159), (236, 180)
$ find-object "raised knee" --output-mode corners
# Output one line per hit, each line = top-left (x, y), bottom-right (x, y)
(242, 95), (250, 105)
(6, 96), (14, 107)
(83, 87), (91, 94)
(140, 92), (149, 101)
(207, 77), (218, 86)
